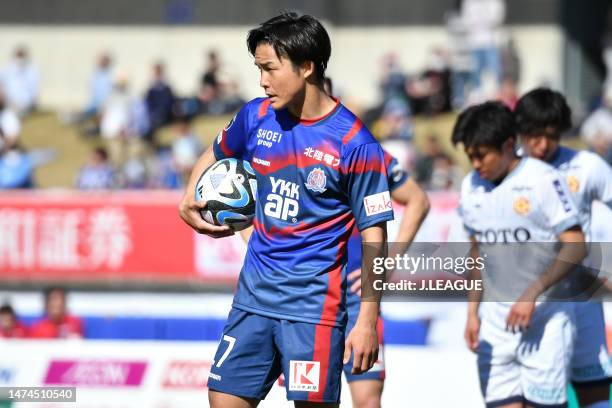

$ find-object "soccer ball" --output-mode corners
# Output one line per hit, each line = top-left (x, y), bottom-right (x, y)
(195, 158), (257, 231)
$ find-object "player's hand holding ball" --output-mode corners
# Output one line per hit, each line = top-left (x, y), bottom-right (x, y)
(179, 191), (234, 239)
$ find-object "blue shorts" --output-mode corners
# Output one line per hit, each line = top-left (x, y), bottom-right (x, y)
(343, 313), (386, 383)
(208, 307), (345, 403)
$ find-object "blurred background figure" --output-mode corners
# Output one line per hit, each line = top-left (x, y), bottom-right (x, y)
(75, 147), (115, 189)
(372, 98), (414, 141)
(414, 134), (459, 190)
(0, 87), (20, 151)
(1, 46), (39, 116)
(171, 115), (203, 182)
(0, 303), (27, 338)
(603, 7), (612, 97)
(0, 128), (33, 189)
(100, 72), (149, 165)
(460, 0), (505, 97)
(445, 0), (476, 110)
(144, 61), (175, 145)
(582, 87), (612, 164)
(29, 287), (84, 339)
(74, 52), (114, 133)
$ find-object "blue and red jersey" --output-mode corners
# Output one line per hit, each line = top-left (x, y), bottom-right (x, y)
(345, 151), (409, 314)
(213, 97), (394, 327)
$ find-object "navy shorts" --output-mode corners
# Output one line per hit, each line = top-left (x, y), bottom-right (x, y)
(208, 307), (345, 403)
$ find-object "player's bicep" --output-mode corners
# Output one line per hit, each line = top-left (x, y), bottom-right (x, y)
(537, 174), (580, 235)
(343, 143), (394, 231)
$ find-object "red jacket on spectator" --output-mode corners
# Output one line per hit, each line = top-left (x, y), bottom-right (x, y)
(0, 322), (28, 338)
(29, 315), (84, 339)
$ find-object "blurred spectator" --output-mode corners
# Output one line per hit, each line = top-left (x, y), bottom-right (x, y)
(497, 77), (518, 110)
(81, 53), (114, 122)
(118, 155), (149, 188)
(29, 287), (84, 339)
(445, 2), (476, 110)
(500, 38), (521, 85)
(75, 147), (115, 189)
(1, 46), (39, 116)
(603, 7), (612, 94)
(429, 154), (462, 190)
(0, 88), (20, 151)
(372, 98), (414, 141)
(379, 53), (409, 103)
(0, 303), (27, 338)
(198, 50), (237, 115)
(460, 0), (505, 91)
(415, 135), (457, 188)
(581, 88), (612, 164)
(172, 116), (203, 180)
(145, 61), (175, 143)
(406, 48), (452, 115)
(101, 72), (149, 164)
(202, 50), (220, 89)
(0, 129), (33, 189)
(150, 148), (182, 189)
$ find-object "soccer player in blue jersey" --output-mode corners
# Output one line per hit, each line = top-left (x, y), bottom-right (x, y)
(179, 13), (394, 408)
(242, 148), (430, 407)
(516, 88), (612, 408)
(344, 150), (430, 407)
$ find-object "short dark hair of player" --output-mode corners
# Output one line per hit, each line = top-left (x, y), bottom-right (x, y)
(514, 88), (572, 140)
(247, 12), (331, 85)
(44, 287), (66, 304)
(451, 101), (516, 151)
(0, 303), (16, 317)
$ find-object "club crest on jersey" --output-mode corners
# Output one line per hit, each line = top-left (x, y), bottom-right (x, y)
(566, 175), (580, 193)
(305, 168), (327, 193)
(513, 196), (530, 216)
(288, 360), (320, 392)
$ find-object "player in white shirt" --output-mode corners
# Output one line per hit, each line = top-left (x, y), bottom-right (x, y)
(515, 88), (612, 408)
(453, 102), (587, 408)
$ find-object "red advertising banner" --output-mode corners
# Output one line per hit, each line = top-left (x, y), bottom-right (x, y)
(0, 190), (245, 284)
(0, 190), (459, 285)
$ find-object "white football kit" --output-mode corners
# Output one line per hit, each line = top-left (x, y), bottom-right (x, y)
(549, 146), (612, 386)
(460, 157), (581, 407)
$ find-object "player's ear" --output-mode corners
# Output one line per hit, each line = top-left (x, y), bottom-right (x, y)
(301, 60), (315, 81)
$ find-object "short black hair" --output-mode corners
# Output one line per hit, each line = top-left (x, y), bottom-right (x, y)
(515, 88), (572, 138)
(44, 287), (66, 304)
(0, 303), (15, 316)
(452, 101), (516, 151)
(247, 12), (331, 84)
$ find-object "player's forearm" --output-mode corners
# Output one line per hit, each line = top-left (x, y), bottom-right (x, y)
(523, 229), (587, 300)
(358, 224), (387, 324)
(184, 145), (217, 196)
(389, 189), (430, 259)
(467, 239), (482, 317)
(240, 226), (254, 243)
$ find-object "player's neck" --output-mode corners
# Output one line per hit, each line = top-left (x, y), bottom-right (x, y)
(493, 155), (521, 185)
(287, 85), (337, 122)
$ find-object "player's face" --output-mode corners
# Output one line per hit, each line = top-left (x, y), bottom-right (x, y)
(254, 43), (307, 111)
(520, 128), (560, 162)
(465, 145), (511, 182)
(0, 312), (14, 331)
(46, 291), (66, 321)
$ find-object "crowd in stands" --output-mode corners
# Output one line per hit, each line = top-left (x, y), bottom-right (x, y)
(0, 0), (611, 191)
(0, 288), (83, 339)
